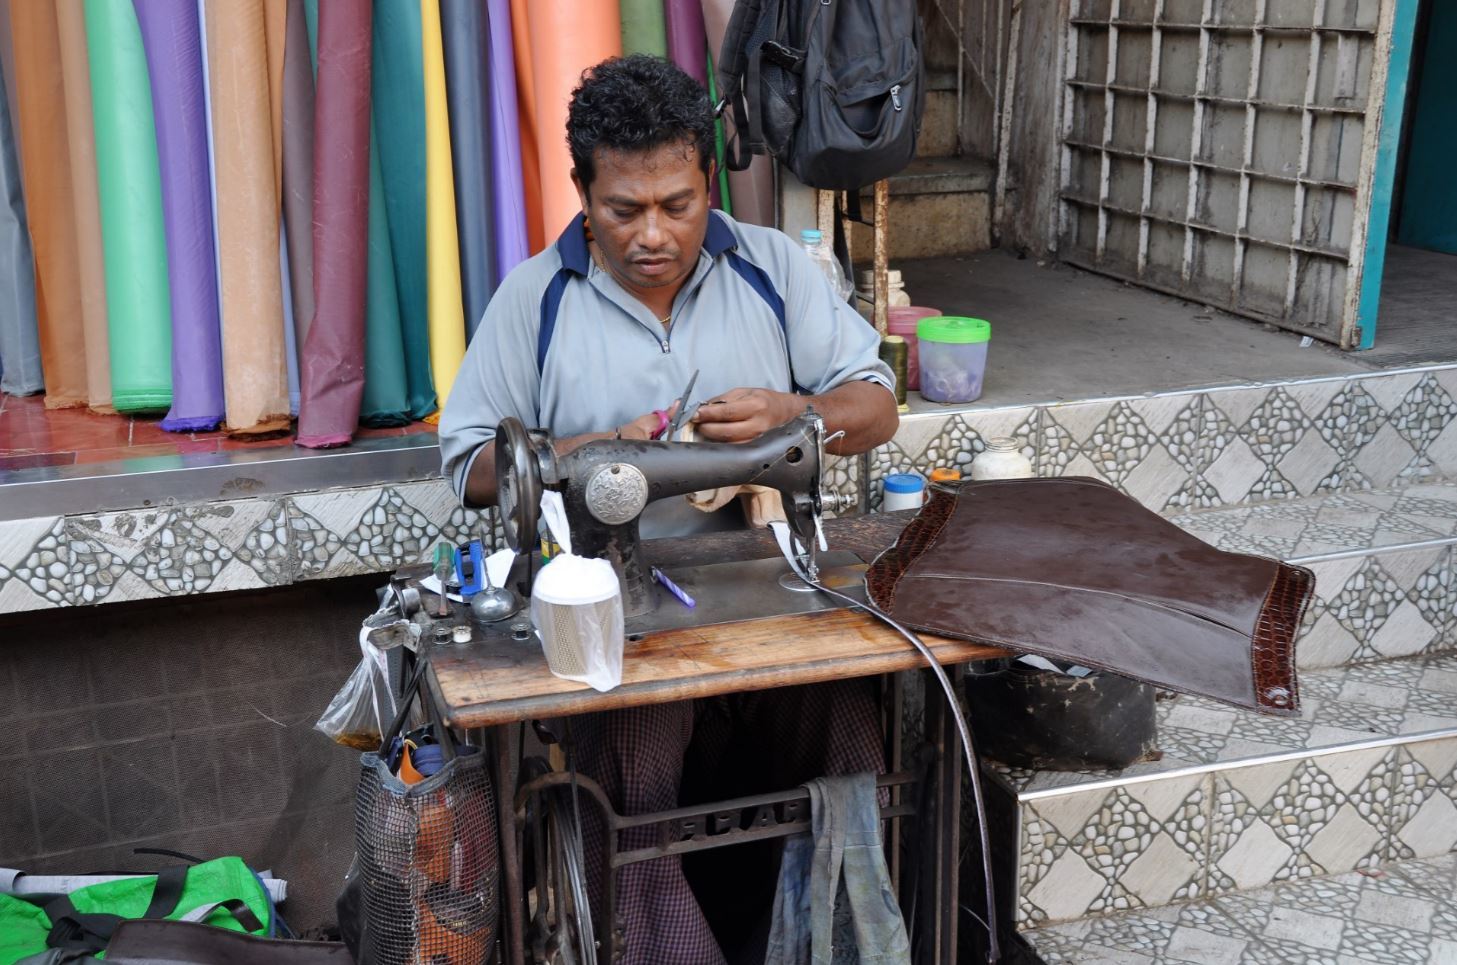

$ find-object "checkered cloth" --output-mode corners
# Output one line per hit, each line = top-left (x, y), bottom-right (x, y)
(571, 679), (885, 965)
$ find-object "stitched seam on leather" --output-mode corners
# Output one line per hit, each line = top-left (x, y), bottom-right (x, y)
(900, 573), (1271, 636)
(890, 594), (1303, 717)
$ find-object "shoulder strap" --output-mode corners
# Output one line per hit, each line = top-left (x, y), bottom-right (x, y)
(44, 866), (190, 955)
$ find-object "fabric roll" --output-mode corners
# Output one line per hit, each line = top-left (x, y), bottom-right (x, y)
(372, 0), (435, 418)
(664, 0), (707, 86)
(359, 122), (409, 427)
(440, 0), (496, 339)
(619, 0), (666, 57)
(526, 0), (622, 242)
(509, 0), (542, 253)
(701, 0), (774, 226)
(203, 0), (290, 434)
(281, 0), (314, 354)
(297, 0), (371, 448)
(420, 0), (466, 421)
(281, 230), (300, 414)
(0, 57), (42, 395)
(55, 0), (111, 410)
(0, 3), (19, 134)
(134, 0), (225, 431)
(706, 46), (730, 213)
(485, 0), (528, 280)
(84, 0), (173, 413)
(264, 0), (286, 202)
(9, 3), (88, 408)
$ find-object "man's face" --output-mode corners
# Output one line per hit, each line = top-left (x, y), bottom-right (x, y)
(574, 141), (711, 295)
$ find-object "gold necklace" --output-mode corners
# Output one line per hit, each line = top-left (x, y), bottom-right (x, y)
(592, 243), (671, 326)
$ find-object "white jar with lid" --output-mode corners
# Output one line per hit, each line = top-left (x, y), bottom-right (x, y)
(970, 437), (1033, 480)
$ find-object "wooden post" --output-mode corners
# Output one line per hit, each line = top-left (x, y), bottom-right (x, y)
(873, 179), (890, 336)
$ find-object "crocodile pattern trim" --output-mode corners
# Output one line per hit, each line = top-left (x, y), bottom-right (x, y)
(1250, 561), (1316, 716)
(865, 488), (958, 613)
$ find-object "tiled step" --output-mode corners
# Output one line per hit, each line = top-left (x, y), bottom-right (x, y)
(1018, 853), (1457, 964)
(1167, 481), (1457, 670)
(986, 653), (1457, 934)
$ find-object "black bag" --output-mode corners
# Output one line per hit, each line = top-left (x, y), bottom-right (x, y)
(717, 0), (925, 190)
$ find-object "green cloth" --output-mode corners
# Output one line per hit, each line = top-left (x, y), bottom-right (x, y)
(371, 0), (436, 419)
(0, 858), (270, 964)
(360, 119), (411, 426)
(83, 0), (173, 413)
(707, 47), (732, 215)
(620, 0), (667, 57)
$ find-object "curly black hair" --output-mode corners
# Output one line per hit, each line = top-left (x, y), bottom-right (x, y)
(567, 54), (715, 194)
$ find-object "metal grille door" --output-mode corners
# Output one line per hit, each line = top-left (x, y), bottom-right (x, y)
(1058, 0), (1394, 346)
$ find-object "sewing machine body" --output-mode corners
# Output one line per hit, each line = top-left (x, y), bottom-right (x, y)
(496, 410), (839, 616)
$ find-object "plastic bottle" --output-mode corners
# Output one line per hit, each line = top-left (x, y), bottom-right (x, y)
(970, 437), (1033, 480)
(882, 473), (925, 512)
(800, 229), (853, 302)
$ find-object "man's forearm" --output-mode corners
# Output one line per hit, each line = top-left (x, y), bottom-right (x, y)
(800, 380), (899, 456)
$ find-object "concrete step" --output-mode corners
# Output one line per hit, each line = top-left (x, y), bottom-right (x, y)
(916, 72), (961, 159)
(1018, 853), (1457, 963)
(852, 156), (996, 260)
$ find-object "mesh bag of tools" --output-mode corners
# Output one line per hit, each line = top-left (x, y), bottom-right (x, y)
(338, 659), (499, 965)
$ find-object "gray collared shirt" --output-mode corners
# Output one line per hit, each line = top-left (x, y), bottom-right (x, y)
(439, 211), (894, 537)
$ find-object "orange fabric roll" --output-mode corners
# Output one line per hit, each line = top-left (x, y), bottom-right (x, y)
(526, 0), (621, 243)
(204, 0), (290, 434)
(8, 2), (88, 408)
(264, 0), (286, 204)
(509, 0), (542, 253)
(54, 0), (111, 412)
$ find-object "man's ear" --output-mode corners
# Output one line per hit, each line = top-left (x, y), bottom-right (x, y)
(571, 169), (590, 213)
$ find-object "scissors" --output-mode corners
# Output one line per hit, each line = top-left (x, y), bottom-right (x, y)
(666, 369), (699, 440)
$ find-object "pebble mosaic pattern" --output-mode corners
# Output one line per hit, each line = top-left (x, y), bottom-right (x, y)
(126, 512), (233, 595)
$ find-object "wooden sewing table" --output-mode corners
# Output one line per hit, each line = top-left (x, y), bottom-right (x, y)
(419, 512), (1008, 964)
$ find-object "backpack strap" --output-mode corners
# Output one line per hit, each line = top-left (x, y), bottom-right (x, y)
(44, 866), (190, 955)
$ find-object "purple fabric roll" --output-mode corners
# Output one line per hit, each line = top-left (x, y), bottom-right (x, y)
(134, 0), (224, 432)
(297, 0), (372, 448)
(486, 0), (529, 281)
(665, 0), (708, 86)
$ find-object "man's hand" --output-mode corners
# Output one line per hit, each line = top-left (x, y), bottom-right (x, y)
(691, 388), (798, 443)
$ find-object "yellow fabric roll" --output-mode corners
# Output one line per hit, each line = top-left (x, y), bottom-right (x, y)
(420, 0), (465, 422)
(204, 0), (290, 434)
(54, 0), (111, 411)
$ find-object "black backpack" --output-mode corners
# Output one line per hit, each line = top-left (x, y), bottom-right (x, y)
(716, 0), (925, 191)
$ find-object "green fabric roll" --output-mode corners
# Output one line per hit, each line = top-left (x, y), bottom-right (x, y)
(371, 0), (434, 419)
(707, 47), (731, 215)
(360, 119), (410, 426)
(84, 0), (172, 412)
(620, 0), (666, 57)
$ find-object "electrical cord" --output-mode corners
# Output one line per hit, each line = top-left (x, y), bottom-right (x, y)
(771, 522), (1001, 964)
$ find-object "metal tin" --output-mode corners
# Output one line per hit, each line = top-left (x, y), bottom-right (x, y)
(879, 335), (909, 409)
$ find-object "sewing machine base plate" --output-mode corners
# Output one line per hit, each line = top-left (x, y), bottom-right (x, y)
(623, 552), (867, 638)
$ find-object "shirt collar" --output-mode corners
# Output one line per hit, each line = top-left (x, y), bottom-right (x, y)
(554, 210), (738, 277)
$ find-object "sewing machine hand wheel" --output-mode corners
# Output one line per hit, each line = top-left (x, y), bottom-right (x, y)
(495, 417), (541, 554)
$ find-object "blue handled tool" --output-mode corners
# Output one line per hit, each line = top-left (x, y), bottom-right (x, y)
(455, 540), (486, 596)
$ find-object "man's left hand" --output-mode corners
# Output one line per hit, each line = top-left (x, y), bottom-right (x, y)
(691, 387), (799, 443)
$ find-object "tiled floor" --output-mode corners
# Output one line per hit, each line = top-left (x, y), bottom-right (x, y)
(0, 392), (433, 470)
(1022, 854), (1457, 964)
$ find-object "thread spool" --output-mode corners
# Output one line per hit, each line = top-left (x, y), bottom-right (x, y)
(879, 335), (909, 412)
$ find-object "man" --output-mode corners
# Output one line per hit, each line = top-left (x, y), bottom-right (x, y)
(440, 55), (898, 963)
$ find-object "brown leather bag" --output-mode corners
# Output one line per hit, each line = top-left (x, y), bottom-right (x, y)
(866, 478), (1314, 716)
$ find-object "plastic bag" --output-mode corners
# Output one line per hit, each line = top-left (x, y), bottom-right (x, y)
(530, 491), (625, 692)
(316, 619), (408, 750)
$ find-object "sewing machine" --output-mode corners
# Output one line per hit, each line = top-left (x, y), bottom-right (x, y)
(493, 408), (852, 617)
